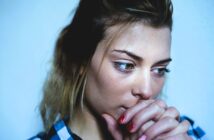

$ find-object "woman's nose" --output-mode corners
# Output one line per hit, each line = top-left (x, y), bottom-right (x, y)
(132, 70), (153, 100)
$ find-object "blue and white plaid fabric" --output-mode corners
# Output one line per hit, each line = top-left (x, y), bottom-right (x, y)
(29, 118), (82, 140)
(49, 119), (74, 140)
(180, 116), (208, 140)
(29, 116), (208, 140)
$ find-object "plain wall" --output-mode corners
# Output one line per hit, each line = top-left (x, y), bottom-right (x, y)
(0, 0), (213, 139)
(0, 0), (79, 139)
(167, 0), (214, 139)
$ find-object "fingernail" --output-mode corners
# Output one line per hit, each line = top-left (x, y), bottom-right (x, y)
(118, 114), (125, 124)
(127, 122), (135, 132)
(138, 135), (147, 140)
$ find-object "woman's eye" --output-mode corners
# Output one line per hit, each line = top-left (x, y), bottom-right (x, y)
(152, 67), (170, 77)
(114, 61), (135, 73)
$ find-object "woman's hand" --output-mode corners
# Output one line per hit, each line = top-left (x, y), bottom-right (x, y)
(102, 100), (192, 140)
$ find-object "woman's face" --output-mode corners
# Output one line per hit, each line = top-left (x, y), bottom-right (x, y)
(85, 23), (171, 119)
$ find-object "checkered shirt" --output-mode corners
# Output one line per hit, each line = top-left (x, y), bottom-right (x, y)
(29, 116), (208, 140)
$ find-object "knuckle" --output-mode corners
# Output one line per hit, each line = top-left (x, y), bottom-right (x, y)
(183, 120), (190, 126)
(140, 120), (154, 134)
(182, 120), (191, 130)
(150, 102), (165, 120)
(139, 125), (146, 134)
(151, 102), (162, 111)
(168, 106), (180, 118)
(155, 99), (167, 108)
(163, 116), (178, 124)
(130, 114), (141, 127)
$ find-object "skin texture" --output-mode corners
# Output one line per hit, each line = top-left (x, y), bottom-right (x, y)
(71, 23), (192, 140)
(86, 23), (171, 119)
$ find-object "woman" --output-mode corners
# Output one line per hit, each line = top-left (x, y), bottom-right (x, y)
(31, 0), (206, 139)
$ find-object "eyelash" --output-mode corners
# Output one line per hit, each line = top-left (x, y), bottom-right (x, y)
(113, 61), (170, 76)
(151, 67), (170, 77)
(113, 61), (135, 73)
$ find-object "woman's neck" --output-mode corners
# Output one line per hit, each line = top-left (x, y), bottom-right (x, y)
(69, 105), (103, 140)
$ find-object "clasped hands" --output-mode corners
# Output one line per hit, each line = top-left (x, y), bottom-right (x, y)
(102, 100), (192, 140)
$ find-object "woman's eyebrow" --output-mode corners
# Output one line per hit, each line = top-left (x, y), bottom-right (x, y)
(153, 58), (172, 66)
(111, 49), (142, 61)
(111, 49), (172, 65)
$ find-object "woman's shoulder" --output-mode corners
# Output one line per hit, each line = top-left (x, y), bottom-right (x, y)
(28, 117), (82, 140)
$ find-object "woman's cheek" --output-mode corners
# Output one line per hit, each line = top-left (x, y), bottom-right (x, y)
(151, 78), (165, 98)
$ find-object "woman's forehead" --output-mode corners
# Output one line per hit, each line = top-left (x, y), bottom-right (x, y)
(93, 22), (171, 67)
(102, 22), (171, 51)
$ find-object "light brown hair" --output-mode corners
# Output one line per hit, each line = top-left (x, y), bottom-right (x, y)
(40, 0), (173, 131)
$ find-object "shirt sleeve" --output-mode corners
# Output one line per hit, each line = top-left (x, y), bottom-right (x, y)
(180, 116), (209, 140)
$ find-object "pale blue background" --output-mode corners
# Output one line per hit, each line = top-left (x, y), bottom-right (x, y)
(0, 0), (213, 139)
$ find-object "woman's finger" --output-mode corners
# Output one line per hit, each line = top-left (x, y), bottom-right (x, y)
(155, 120), (190, 139)
(102, 113), (122, 140)
(138, 135), (147, 140)
(159, 106), (180, 121)
(144, 117), (179, 140)
(127, 101), (166, 133)
(161, 133), (193, 140)
(118, 100), (155, 124)
(137, 120), (155, 137)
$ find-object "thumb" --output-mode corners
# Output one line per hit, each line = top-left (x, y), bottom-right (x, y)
(102, 113), (122, 140)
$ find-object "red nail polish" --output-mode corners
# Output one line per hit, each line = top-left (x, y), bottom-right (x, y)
(118, 114), (125, 124)
(128, 123), (134, 132)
